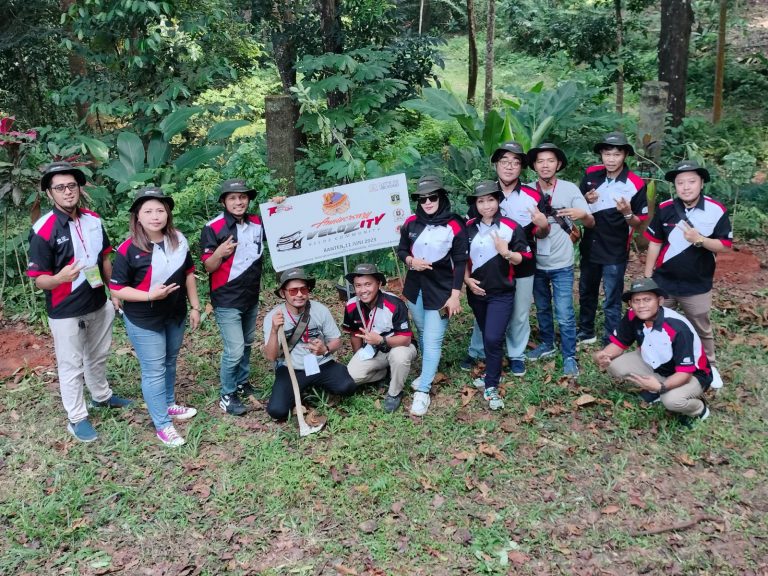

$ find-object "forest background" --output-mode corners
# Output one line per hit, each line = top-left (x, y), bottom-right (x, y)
(1, 0), (767, 574)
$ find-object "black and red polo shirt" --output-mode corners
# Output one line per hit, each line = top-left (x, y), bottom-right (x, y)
(610, 306), (712, 389)
(466, 215), (532, 297)
(499, 181), (547, 278)
(579, 164), (648, 264)
(397, 213), (468, 310)
(200, 211), (264, 310)
(110, 231), (194, 331)
(342, 291), (413, 342)
(644, 195), (732, 296)
(27, 207), (111, 319)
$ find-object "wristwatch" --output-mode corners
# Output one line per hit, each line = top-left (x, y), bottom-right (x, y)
(377, 336), (391, 353)
(693, 236), (705, 248)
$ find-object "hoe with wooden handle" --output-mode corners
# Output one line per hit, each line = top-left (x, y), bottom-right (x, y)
(278, 325), (324, 437)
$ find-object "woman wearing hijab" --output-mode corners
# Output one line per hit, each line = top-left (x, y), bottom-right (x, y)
(398, 175), (468, 416)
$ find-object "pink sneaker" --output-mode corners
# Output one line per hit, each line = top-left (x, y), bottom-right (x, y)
(167, 404), (197, 420)
(156, 425), (185, 447)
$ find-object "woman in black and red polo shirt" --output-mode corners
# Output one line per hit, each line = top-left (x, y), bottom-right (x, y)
(110, 187), (201, 447)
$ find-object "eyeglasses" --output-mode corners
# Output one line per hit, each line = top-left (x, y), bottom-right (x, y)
(285, 286), (310, 296)
(418, 194), (439, 204)
(497, 159), (521, 168)
(50, 182), (80, 193)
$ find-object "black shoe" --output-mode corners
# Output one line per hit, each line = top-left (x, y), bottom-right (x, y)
(237, 381), (257, 398)
(576, 331), (597, 346)
(383, 392), (403, 413)
(678, 399), (710, 429)
(459, 355), (479, 371)
(639, 390), (661, 404)
(219, 393), (248, 416)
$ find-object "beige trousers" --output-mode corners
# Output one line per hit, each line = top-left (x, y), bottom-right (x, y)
(664, 291), (716, 366)
(347, 344), (418, 397)
(608, 349), (705, 417)
(48, 301), (115, 423)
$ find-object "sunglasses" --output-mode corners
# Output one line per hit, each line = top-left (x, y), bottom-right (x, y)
(285, 286), (310, 296)
(418, 194), (440, 204)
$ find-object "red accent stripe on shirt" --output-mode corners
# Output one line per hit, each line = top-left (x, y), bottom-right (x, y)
(661, 321), (677, 340)
(627, 171), (645, 191)
(586, 164), (605, 174)
(447, 219), (462, 235)
(609, 335), (628, 349)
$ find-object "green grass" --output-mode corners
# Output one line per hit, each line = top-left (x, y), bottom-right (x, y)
(1, 277), (767, 574)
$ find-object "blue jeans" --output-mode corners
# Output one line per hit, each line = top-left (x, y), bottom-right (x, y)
(124, 315), (186, 430)
(578, 259), (626, 344)
(407, 291), (449, 393)
(468, 275), (535, 361)
(533, 266), (577, 359)
(468, 292), (515, 389)
(214, 305), (259, 395)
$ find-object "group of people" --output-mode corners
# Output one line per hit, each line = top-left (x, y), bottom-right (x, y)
(27, 131), (732, 445)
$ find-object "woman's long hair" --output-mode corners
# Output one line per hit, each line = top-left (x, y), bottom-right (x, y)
(129, 198), (180, 253)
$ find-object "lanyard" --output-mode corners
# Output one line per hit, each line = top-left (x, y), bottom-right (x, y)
(285, 307), (309, 342)
(537, 178), (558, 206)
(356, 297), (378, 333)
(72, 217), (90, 259)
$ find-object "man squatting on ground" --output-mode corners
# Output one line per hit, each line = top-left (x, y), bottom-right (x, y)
(343, 263), (418, 413)
(593, 278), (712, 424)
(27, 161), (133, 443)
(201, 179), (265, 416)
(578, 132), (648, 347)
(263, 268), (356, 420)
(643, 160), (732, 389)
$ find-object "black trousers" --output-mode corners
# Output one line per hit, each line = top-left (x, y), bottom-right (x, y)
(266, 360), (357, 421)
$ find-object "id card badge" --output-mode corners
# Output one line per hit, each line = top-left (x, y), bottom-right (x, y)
(358, 344), (376, 361)
(83, 265), (104, 288)
(537, 237), (551, 256)
(303, 354), (321, 376)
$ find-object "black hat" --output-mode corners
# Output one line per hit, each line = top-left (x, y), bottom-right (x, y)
(491, 141), (528, 166)
(411, 175), (447, 200)
(274, 267), (316, 297)
(40, 161), (87, 191)
(219, 178), (256, 202)
(344, 263), (386, 286)
(466, 180), (503, 203)
(527, 143), (567, 171)
(664, 160), (711, 183)
(593, 132), (635, 156)
(622, 277), (667, 302)
(130, 186), (175, 213)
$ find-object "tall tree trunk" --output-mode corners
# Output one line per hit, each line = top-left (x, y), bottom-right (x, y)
(614, 0), (624, 115)
(320, 0), (345, 110)
(658, 0), (694, 127)
(60, 0), (96, 129)
(483, 0), (495, 116)
(466, 0), (478, 105)
(712, 0), (727, 123)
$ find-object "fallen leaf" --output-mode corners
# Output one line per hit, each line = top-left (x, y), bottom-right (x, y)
(453, 450), (476, 462)
(452, 528), (472, 545)
(522, 406), (536, 423)
(191, 482), (211, 499)
(329, 466), (344, 484)
(432, 372), (447, 384)
(508, 551), (530, 565)
(390, 501), (404, 515)
(575, 394), (597, 407)
(476, 482), (491, 498)
(601, 505), (620, 515)
(333, 564), (358, 575)
(306, 410), (327, 427)
(743, 469), (757, 479)
(432, 494), (446, 508)
(629, 496), (647, 509)
(676, 454), (696, 467)
(478, 442), (507, 462)
(460, 386), (477, 407)
(358, 520), (378, 534)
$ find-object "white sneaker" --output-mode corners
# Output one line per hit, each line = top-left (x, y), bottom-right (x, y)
(484, 387), (504, 411)
(410, 391), (431, 416)
(167, 404), (198, 420)
(473, 374), (486, 389)
(156, 425), (185, 447)
(710, 367), (723, 389)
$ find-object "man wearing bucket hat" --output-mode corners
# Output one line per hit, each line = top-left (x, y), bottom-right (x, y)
(27, 161), (133, 443)
(460, 142), (550, 378)
(343, 263), (418, 413)
(643, 160), (731, 389)
(525, 143), (595, 377)
(578, 132), (648, 347)
(592, 278), (712, 424)
(200, 178), (266, 416)
(263, 268), (356, 421)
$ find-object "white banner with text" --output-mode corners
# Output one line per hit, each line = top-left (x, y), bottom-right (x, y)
(260, 174), (412, 272)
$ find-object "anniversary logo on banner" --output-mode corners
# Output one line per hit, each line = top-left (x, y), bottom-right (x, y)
(260, 174), (412, 271)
